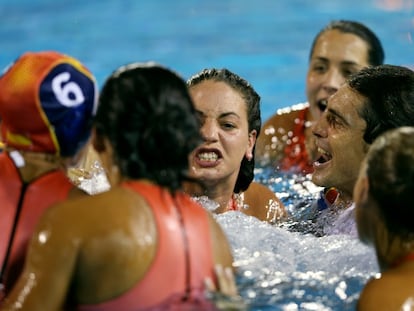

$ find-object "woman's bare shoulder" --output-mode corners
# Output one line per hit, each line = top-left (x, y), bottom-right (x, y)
(242, 182), (286, 223)
(358, 274), (414, 311)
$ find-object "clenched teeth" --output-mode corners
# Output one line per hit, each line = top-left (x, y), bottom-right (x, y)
(198, 152), (218, 161)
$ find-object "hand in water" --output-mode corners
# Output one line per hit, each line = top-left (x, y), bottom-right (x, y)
(205, 265), (248, 311)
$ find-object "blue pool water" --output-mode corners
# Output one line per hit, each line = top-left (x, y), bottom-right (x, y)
(1, 0), (413, 120)
(2, 1), (413, 310)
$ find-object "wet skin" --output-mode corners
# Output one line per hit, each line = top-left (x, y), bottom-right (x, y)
(256, 29), (371, 167)
(312, 84), (369, 201)
(188, 80), (256, 210)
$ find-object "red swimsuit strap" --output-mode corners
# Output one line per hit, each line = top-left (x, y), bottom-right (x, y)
(226, 193), (243, 211)
(227, 195), (238, 211)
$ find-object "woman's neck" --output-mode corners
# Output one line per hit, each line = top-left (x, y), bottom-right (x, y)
(186, 179), (235, 213)
(202, 188), (234, 213)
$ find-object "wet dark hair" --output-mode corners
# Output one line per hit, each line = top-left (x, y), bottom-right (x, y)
(95, 63), (202, 192)
(365, 127), (414, 238)
(187, 68), (261, 193)
(309, 20), (385, 66)
(348, 64), (414, 144)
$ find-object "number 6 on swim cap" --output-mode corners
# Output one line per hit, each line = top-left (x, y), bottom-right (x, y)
(52, 72), (86, 107)
(0, 51), (98, 157)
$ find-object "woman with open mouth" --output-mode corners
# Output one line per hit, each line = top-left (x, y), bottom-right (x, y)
(255, 20), (384, 175)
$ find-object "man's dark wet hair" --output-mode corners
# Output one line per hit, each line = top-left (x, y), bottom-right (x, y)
(348, 64), (414, 144)
(310, 20), (385, 66)
(95, 63), (202, 192)
(187, 68), (261, 193)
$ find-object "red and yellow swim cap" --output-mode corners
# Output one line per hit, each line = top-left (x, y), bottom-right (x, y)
(0, 51), (98, 156)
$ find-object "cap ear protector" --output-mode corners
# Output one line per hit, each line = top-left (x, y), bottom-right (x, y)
(0, 51), (98, 156)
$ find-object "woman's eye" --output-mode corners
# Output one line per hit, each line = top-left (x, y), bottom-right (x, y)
(222, 122), (236, 130)
(342, 69), (356, 78)
(310, 62), (327, 73)
(314, 66), (326, 73)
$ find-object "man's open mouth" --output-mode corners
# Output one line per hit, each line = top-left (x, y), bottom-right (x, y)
(315, 147), (332, 164)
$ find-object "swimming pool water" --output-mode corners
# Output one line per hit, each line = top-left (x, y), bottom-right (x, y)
(1, 0), (413, 121)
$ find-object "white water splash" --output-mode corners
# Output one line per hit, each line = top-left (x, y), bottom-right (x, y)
(215, 212), (378, 310)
